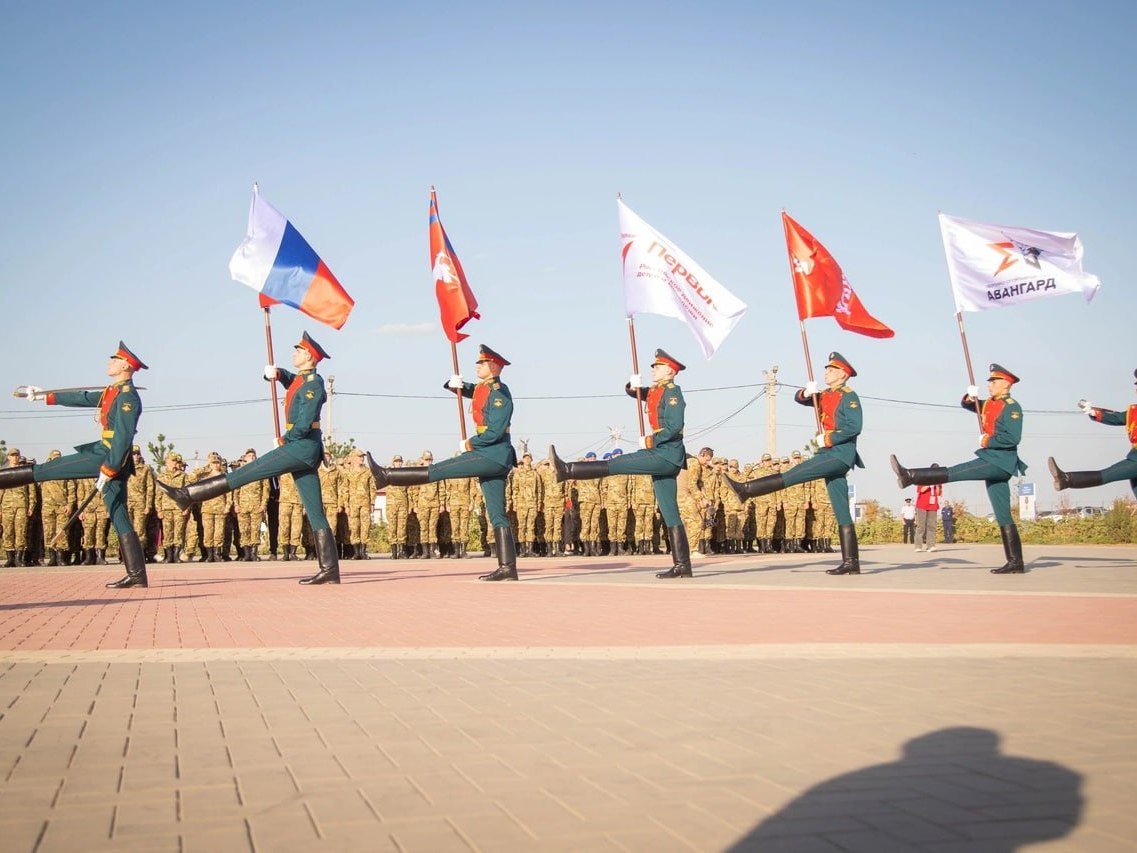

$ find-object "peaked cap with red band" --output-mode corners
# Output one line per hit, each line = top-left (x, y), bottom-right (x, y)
(651, 348), (685, 373)
(476, 344), (510, 368)
(295, 331), (330, 363)
(112, 341), (148, 371)
(987, 363), (1019, 384)
(825, 351), (856, 377)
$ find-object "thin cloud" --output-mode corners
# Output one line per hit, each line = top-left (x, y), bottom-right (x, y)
(377, 322), (435, 336)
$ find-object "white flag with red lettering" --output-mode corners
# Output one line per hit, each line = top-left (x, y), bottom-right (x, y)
(939, 213), (1101, 312)
(619, 199), (747, 358)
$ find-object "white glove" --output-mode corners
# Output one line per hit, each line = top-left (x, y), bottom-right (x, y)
(457, 439), (468, 454)
(803, 381), (818, 396)
(815, 432), (827, 447)
(263, 365), (279, 381)
(447, 374), (464, 389)
(95, 472), (110, 492)
(966, 385), (979, 398)
(629, 373), (643, 388)
(638, 435), (650, 449)
(1078, 399), (1094, 415)
(23, 385), (45, 402)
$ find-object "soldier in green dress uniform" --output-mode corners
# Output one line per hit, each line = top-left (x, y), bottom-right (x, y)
(1048, 368), (1137, 501)
(549, 348), (694, 579)
(367, 344), (521, 581)
(0, 341), (150, 588)
(156, 332), (340, 585)
(724, 352), (865, 575)
(891, 363), (1027, 574)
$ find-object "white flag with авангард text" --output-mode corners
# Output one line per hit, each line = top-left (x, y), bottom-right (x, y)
(938, 213), (1101, 313)
(618, 199), (747, 358)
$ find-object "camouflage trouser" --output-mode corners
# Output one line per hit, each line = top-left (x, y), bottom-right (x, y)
(185, 510), (200, 552)
(578, 502), (601, 541)
(783, 507), (806, 538)
(387, 504), (408, 545)
(128, 502), (150, 544)
(42, 502), (70, 551)
(347, 505), (370, 543)
(754, 503), (774, 538)
(238, 511), (262, 552)
(161, 510), (187, 547)
(604, 505), (629, 543)
(278, 503), (304, 547)
(541, 507), (562, 545)
(632, 505), (654, 540)
(815, 507), (835, 538)
(82, 508), (108, 548)
(724, 508), (744, 539)
(1, 508), (28, 549)
(451, 508), (470, 545)
(515, 504), (538, 541)
(678, 500), (701, 542)
(202, 512), (227, 548)
(418, 506), (439, 544)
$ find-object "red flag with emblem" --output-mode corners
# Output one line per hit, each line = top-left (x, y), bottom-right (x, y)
(429, 188), (480, 343)
(783, 211), (894, 339)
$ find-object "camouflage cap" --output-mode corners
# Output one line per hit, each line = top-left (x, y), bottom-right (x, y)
(6, 448), (20, 457)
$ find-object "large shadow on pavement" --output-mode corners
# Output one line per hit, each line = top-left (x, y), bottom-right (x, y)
(725, 726), (1082, 852)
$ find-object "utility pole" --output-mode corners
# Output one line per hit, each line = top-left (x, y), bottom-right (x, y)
(326, 375), (335, 440)
(764, 366), (779, 456)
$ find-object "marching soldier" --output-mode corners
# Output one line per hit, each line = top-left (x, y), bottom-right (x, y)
(38, 450), (76, 567)
(0, 342), (149, 587)
(277, 472), (304, 561)
(156, 453), (187, 563)
(344, 449), (377, 559)
(550, 349), (694, 579)
(367, 345), (521, 581)
(1049, 368), (1137, 501)
(385, 455), (410, 558)
(235, 448), (268, 561)
(510, 451), (543, 557)
(2, 448), (37, 567)
(126, 445), (156, 559)
(892, 363), (1026, 574)
(157, 332), (341, 584)
(725, 353), (865, 575)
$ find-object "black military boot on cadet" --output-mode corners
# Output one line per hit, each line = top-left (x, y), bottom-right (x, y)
(548, 446), (609, 482)
(107, 531), (149, 589)
(299, 527), (341, 585)
(156, 475), (231, 513)
(480, 526), (518, 581)
(890, 455), (950, 490)
(992, 524), (1026, 574)
(0, 464), (35, 491)
(365, 453), (431, 490)
(826, 524), (861, 575)
(656, 525), (693, 578)
(1048, 457), (1103, 491)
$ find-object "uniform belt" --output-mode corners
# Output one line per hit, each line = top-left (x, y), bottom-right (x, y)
(285, 421), (321, 430)
(102, 430), (115, 438)
(476, 426), (487, 434)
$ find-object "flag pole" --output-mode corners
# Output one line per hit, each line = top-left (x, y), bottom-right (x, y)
(955, 311), (984, 429)
(797, 321), (823, 433)
(262, 307), (282, 441)
(626, 316), (647, 439)
(450, 341), (468, 441)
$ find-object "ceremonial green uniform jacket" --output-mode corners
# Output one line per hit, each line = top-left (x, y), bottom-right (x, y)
(47, 381), (142, 478)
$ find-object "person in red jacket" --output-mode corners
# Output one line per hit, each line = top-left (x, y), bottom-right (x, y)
(914, 464), (942, 552)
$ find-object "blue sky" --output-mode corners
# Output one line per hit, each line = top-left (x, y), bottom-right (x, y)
(2, 0), (1135, 514)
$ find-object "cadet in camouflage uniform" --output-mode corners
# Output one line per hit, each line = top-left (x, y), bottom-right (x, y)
(156, 453), (187, 564)
(602, 448), (633, 555)
(277, 472), (303, 560)
(721, 459), (747, 554)
(751, 455), (777, 552)
(811, 474), (836, 552)
(235, 448), (268, 561)
(781, 451), (809, 552)
(2, 449), (37, 566)
(444, 472), (476, 558)
(412, 450), (443, 559)
(536, 458), (564, 556)
(676, 452), (703, 558)
(126, 445), (156, 556)
(630, 472), (656, 555)
(343, 449), (377, 559)
(574, 452), (603, 556)
(77, 476), (109, 564)
(38, 450), (76, 566)
(182, 457), (207, 562)
(470, 480), (489, 557)
(385, 455), (410, 559)
(510, 452), (543, 557)
(199, 455), (232, 561)
(318, 452), (344, 558)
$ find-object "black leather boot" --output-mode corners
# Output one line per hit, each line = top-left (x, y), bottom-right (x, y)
(827, 524), (861, 575)
(3, 551), (14, 568)
(365, 453), (431, 490)
(106, 531), (148, 588)
(96, 548), (107, 565)
(890, 455), (950, 490)
(480, 526), (518, 581)
(46, 549), (59, 567)
(1048, 457), (1103, 491)
(300, 527), (341, 585)
(155, 474), (232, 513)
(548, 446), (610, 482)
(723, 473), (786, 501)
(0, 464), (36, 491)
(657, 525), (692, 578)
(992, 524), (1025, 574)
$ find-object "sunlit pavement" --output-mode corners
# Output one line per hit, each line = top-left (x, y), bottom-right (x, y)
(2, 542), (1135, 851)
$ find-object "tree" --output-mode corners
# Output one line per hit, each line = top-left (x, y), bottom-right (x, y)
(146, 433), (175, 465)
(322, 436), (357, 460)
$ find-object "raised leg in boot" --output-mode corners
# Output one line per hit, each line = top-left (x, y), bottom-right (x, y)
(890, 455), (950, 490)
(1048, 457), (1104, 492)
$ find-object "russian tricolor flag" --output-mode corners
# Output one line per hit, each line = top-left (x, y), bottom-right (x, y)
(229, 185), (354, 329)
